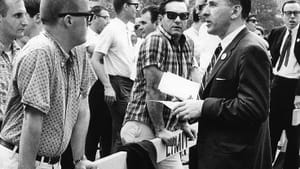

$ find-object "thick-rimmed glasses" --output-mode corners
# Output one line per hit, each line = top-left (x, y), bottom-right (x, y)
(165, 11), (189, 20)
(127, 2), (139, 10)
(283, 11), (300, 16)
(58, 12), (94, 23)
(198, 3), (207, 11)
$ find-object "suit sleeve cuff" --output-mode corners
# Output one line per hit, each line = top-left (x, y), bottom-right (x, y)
(201, 98), (223, 119)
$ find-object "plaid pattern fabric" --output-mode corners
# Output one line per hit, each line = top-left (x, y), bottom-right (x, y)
(0, 41), (20, 119)
(0, 32), (91, 157)
(124, 26), (194, 129)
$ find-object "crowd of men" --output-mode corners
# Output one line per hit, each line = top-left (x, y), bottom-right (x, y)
(0, 0), (299, 169)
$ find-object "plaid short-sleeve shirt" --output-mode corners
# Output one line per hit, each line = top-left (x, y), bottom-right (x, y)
(0, 41), (20, 118)
(124, 26), (194, 129)
(0, 32), (90, 157)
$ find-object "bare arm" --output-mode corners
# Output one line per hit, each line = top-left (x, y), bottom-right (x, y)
(144, 66), (177, 146)
(18, 106), (43, 169)
(90, 51), (116, 105)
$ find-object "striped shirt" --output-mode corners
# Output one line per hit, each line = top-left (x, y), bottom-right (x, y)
(124, 25), (194, 129)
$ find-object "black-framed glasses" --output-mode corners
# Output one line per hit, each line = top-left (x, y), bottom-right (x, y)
(165, 11), (189, 20)
(127, 2), (139, 10)
(58, 12), (94, 23)
(283, 11), (300, 16)
(247, 18), (257, 23)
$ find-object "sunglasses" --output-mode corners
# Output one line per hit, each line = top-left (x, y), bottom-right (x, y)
(198, 3), (207, 11)
(165, 11), (189, 20)
(127, 2), (139, 10)
(283, 11), (300, 16)
(58, 12), (94, 23)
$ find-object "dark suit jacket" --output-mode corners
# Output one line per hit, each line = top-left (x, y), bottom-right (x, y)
(268, 26), (300, 94)
(197, 28), (272, 169)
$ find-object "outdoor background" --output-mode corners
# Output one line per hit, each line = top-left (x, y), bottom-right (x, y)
(89, 0), (286, 35)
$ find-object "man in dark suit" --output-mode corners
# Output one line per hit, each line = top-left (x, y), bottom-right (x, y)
(267, 1), (300, 169)
(172, 0), (272, 168)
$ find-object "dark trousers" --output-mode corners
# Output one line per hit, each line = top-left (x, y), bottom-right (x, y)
(269, 76), (300, 169)
(109, 75), (133, 153)
(86, 80), (112, 159)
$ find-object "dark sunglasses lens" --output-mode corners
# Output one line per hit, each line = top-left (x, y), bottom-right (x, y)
(167, 12), (177, 20)
(179, 13), (188, 20)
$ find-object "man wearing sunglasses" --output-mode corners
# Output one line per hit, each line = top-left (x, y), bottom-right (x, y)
(121, 0), (196, 169)
(0, 0), (96, 168)
(91, 0), (139, 153)
(268, 0), (300, 169)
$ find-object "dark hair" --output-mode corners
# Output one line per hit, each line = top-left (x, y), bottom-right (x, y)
(90, 5), (107, 15)
(281, 0), (299, 13)
(24, 0), (40, 18)
(158, 0), (185, 15)
(192, 8), (200, 22)
(113, 0), (128, 14)
(0, 0), (8, 17)
(228, 0), (251, 19)
(141, 5), (159, 23)
(40, 0), (80, 25)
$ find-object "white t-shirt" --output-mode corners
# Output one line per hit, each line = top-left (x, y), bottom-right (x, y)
(94, 18), (135, 79)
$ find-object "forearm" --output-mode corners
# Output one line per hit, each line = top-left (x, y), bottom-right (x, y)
(91, 52), (111, 89)
(18, 106), (43, 169)
(71, 96), (90, 161)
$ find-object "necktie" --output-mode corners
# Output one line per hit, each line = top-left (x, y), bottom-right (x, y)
(277, 30), (292, 71)
(199, 43), (222, 96)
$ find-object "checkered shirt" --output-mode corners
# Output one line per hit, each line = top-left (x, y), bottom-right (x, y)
(0, 41), (20, 119)
(124, 25), (194, 129)
(0, 31), (90, 157)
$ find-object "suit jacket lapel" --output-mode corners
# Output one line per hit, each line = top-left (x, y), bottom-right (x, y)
(204, 28), (248, 92)
(294, 26), (300, 64)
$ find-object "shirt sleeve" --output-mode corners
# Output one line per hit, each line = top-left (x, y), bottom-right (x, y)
(18, 49), (52, 114)
(140, 35), (165, 70)
(94, 25), (114, 55)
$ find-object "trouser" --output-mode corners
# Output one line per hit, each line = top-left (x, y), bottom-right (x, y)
(86, 80), (112, 159)
(120, 121), (184, 169)
(0, 144), (61, 169)
(109, 75), (133, 153)
(269, 76), (300, 169)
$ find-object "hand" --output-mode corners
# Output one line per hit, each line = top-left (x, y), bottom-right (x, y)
(180, 123), (197, 140)
(294, 95), (300, 109)
(104, 86), (116, 105)
(156, 128), (178, 146)
(171, 100), (203, 121)
(75, 159), (97, 169)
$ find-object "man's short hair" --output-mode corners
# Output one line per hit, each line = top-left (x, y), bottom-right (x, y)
(90, 5), (107, 15)
(141, 5), (159, 23)
(113, 0), (129, 14)
(228, 0), (251, 19)
(40, 0), (80, 25)
(0, 0), (8, 17)
(24, 0), (40, 18)
(281, 0), (299, 13)
(159, 0), (185, 15)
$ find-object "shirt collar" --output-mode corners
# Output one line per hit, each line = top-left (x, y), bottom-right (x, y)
(158, 25), (187, 46)
(43, 31), (72, 61)
(286, 24), (299, 35)
(220, 25), (246, 50)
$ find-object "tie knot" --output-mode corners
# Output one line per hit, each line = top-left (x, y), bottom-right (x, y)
(214, 43), (222, 59)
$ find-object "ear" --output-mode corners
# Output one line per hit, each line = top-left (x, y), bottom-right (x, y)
(34, 13), (41, 24)
(157, 14), (163, 22)
(62, 15), (73, 27)
(231, 5), (242, 19)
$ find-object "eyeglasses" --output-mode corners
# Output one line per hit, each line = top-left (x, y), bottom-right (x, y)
(283, 11), (300, 16)
(127, 2), (139, 10)
(96, 15), (110, 20)
(58, 12), (94, 23)
(247, 19), (257, 23)
(165, 11), (189, 20)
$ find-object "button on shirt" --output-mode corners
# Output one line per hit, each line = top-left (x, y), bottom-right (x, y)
(0, 41), (20, 119)
(124, 26), (194, 129)
(0, 31), (90, 157)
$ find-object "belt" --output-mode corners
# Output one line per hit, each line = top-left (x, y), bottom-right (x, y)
(0, 137), (60, 165)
